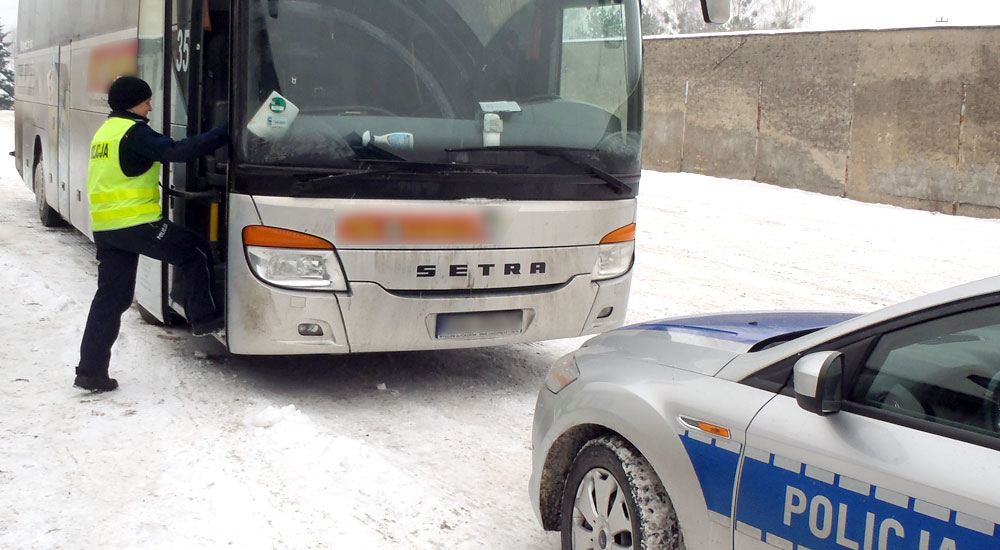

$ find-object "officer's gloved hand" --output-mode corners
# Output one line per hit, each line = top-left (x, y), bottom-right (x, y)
(212, 123), (230, 143)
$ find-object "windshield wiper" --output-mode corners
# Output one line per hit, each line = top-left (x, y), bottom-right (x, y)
(297, 166), (400, 184)
(288, 157), (517, 195)
(446, 146), (632, 195)
(345, 132), (515, 174)
(282, 167), (401, 196)
(350, 157), (511, 173)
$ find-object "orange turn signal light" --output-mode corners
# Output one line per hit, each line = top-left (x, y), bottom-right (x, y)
(600, 223), (636, 244)
(242, 225), (334, 249)
(696, 421), (731, 438)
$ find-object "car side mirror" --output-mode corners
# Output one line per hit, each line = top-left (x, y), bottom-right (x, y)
(793, 351), (844, 415)
(701, 0), (731, 24)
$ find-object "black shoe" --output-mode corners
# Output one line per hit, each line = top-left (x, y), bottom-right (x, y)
(74, 370), (119, 392)
(192, 316), (224, 337)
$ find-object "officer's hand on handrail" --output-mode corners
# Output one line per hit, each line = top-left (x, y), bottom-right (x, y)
(164, 187), (220, 202)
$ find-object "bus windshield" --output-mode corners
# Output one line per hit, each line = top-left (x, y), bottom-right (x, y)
(236, 0), (643, 179)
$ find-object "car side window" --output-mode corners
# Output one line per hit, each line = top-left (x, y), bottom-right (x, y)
(850, 306), (1000, 439)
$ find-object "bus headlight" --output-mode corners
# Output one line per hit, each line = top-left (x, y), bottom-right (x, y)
(243, 225), (348, 291)
(593, 223), (635, 280)
(246, 247), (347, 291)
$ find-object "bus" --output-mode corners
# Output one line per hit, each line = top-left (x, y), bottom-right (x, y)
(14, 0), (729, 355)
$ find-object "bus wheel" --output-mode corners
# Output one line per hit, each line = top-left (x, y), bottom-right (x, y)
(33, 155), (62, 227)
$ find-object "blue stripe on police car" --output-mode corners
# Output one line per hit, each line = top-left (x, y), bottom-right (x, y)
(679, 431), (742, 519)
(733, 448), (998, 550)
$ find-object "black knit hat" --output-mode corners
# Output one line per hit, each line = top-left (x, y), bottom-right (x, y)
(108, 76), (152, 111)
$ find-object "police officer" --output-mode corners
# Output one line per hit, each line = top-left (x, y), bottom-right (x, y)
(75, 76), (229, 392)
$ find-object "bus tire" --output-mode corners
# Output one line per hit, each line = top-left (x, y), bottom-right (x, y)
(33, 154), (62, 227)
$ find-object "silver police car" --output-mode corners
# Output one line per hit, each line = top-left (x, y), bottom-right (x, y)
(530, 276), (1000, 550)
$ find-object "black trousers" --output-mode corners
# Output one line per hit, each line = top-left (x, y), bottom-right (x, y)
(78, 219), (218, 375)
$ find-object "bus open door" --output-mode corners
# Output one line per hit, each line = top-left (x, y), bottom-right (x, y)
(135, 0), (231, 331)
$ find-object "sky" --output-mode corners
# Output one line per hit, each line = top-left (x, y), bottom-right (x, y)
(2, 0), (1000, 34)
(0, 0), (14, 31)
(809, 0), (1000, 30)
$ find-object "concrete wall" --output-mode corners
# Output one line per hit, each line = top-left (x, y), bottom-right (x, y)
(642, 27), (1000, 218)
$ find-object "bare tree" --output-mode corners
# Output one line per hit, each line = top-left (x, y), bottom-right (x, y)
(641, 0), (672, 36)
(586, 4), (625, 37)
(762, 0), (815, 29)
(671, 0), (710, 34)
(723, 0), (766, 31)
(643, 0), (709, 34)
(641, 0), (814, 35)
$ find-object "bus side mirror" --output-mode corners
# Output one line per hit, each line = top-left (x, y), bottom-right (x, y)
(701, 0), (731, 24)
(793, 351), (844, 415)
(268, 0), (279, 18)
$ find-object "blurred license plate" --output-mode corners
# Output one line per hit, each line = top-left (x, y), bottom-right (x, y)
(436, 310), (523, 340)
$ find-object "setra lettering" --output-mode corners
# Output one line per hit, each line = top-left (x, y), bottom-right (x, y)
(416, 262), (546, 278)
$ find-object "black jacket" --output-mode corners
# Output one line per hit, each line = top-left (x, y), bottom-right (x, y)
(110, 111), (229, 177)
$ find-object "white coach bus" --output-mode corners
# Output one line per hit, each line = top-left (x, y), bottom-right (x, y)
(15, 0), (727, 355)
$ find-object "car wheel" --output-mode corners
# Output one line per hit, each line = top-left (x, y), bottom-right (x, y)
(33, 155), (61, 227)
(560, 436), (684, 550)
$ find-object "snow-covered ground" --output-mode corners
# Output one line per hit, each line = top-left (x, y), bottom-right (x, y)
(1, 108), (998, 549)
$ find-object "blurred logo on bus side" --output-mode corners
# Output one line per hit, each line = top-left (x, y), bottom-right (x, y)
(89, 39), (138, 94)
(335, 206), (512, 245)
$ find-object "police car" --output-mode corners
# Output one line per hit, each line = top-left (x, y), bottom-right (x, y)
(530, 276), (1000, 550)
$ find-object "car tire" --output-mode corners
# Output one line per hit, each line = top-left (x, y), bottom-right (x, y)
(560, 435), (684, 550)
(34, 155), (62, 227)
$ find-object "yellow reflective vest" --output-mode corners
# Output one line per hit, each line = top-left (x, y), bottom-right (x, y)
(87, 117), (162, 231)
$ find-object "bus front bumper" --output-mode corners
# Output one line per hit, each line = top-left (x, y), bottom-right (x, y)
(224, 269), (631, 355)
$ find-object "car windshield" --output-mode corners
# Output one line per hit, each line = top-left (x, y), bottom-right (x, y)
(236, 0), (643, 177)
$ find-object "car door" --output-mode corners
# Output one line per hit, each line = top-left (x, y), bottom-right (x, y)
(731, 304), (1000, 550)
